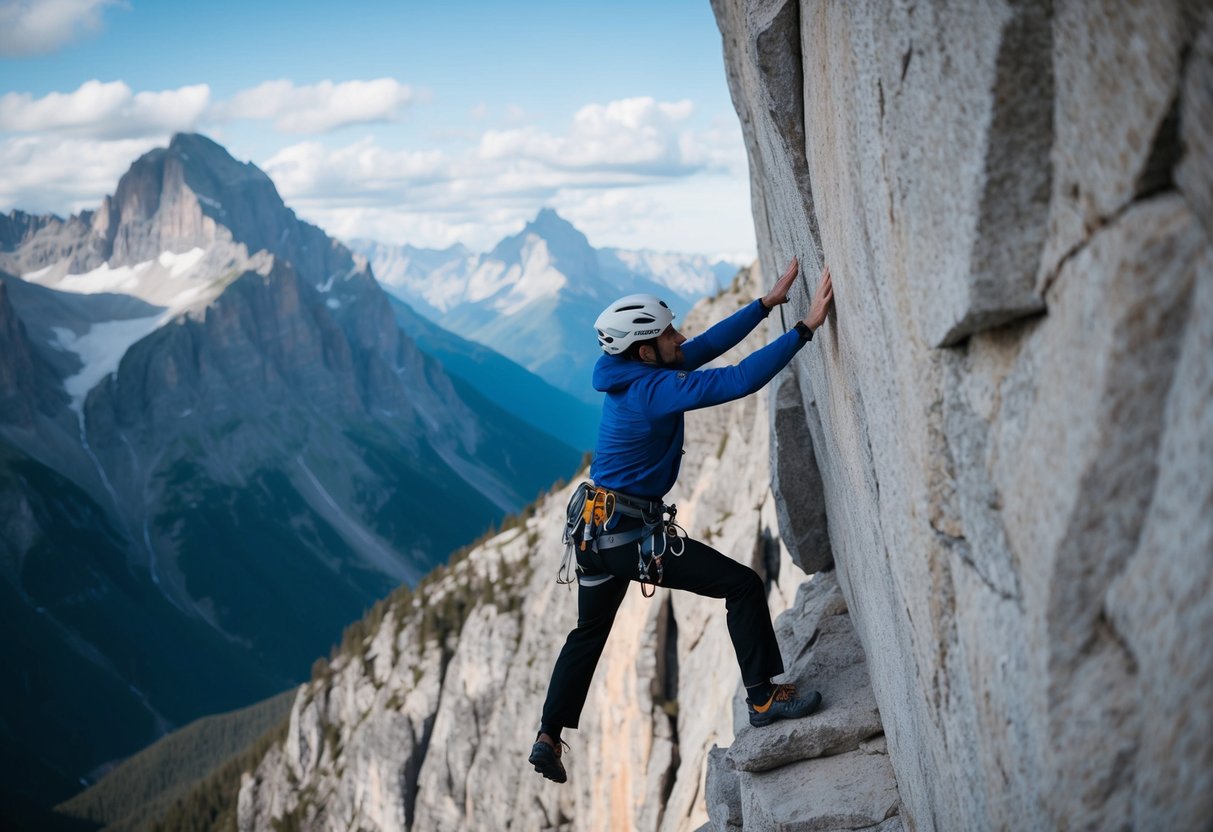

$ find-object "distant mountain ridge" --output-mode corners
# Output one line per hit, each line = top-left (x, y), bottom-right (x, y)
(352, 209), (739, 402)
(0, 133), (582, 814)
(388, 295), (599, 452)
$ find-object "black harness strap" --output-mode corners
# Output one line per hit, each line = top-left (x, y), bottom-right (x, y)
(557, 482), (685, 596)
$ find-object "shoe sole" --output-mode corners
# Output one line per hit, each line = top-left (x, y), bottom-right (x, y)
(529, 746), (567, 783)
(748, 691), (823, 727)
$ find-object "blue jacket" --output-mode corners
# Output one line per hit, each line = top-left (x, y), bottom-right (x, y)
(590, 298), (807, 499)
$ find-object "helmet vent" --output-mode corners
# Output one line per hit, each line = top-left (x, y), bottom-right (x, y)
(632, 315), (655, 324)
(615, 304), (644, 312)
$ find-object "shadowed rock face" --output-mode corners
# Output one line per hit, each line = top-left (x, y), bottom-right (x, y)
(714, 0), (1213, 829)
(102, 134), (351, 287)
(0, 281), (64, 428)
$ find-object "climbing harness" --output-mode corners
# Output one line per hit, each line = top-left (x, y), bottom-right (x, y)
(558, 482), (686, 597)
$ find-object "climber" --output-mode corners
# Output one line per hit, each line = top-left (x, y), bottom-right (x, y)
(529, 256), (835, 784)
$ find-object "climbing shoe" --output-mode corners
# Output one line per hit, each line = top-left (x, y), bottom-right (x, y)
(529, 734), (568, 783)
(747, 682), (822, 727)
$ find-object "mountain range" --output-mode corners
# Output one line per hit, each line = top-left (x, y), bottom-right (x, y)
(352, 209), (738, 402)
(0, 133), (585, 813)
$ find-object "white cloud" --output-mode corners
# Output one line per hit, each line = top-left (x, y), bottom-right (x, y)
(263, 98), (752, 254)
(263, 96), (742, 215)
(0, 79), (210, 138)
(0, 76), (418, 140)
(0, 90), (754, 256)
(211, 78), (417, 133)
(0, 0), (123, 57)
(0, 134), (161, 214)
(262, 137), (449, 200)
(480, 97), (703, 174)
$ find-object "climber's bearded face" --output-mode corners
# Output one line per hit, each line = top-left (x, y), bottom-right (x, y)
(641, 325), (686, 366)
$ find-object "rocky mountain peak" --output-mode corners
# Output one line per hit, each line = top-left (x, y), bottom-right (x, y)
(524, 207), (582, 242)
(488, 207), (597, 283)
(101, 133), (353, 287)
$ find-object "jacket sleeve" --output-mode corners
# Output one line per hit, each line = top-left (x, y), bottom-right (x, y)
(680, 298), (771, 370)
(639, 329), (806, 417)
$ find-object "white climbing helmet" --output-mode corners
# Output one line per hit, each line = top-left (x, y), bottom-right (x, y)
(594, 294), (674, 355)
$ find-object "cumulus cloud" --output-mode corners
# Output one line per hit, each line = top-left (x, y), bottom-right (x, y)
(0, 76), (418, 140)
(211, 78), (417, 133)
(0, 79), (210, 138)
(269, 96), (732, 206)
(480, 97), (701, 175)
(0, 0), (123, 57)
(0, 134), (161, 214)
(263, 97), (750, 251)
(263, 138), (449, 202)
(0, 90), (752, 254)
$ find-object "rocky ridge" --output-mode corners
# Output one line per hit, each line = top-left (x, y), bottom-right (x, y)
(715, 1), (1213, 829)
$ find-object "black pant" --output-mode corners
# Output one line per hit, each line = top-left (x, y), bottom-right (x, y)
(540, 515), (785, 731)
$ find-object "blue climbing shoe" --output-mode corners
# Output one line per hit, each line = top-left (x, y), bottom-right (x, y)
(747, 683), (822, 727)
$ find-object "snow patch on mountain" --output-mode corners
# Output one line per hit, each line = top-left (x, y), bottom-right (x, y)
(494, 238), (568, 316)
(56, 314), (164, 415)
(158, 247), (206, 277)
(24, 248), (211, 312)
(464, 259), (509, 306)
(21, 248), (219, 411)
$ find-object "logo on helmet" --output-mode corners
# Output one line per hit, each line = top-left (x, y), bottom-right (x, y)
(633, 328), (662, 337)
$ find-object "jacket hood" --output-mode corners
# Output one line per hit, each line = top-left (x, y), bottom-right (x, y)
(592, 354), (660, 393)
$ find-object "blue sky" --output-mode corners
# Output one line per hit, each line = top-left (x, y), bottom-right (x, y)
(0, 0), (756, 259)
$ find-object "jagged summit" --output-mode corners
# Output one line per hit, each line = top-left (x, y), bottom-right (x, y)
(112, 133), (276, 226)
(487, 207), (598, 281)
(119, 133), (276, 204)
(524, 207), (585, 243)
(355, 206), (736, 403)
(100, 132), (352, 287)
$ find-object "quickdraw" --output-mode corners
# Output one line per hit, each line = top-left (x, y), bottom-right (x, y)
(557, 482), (685, 597)
(635, 501), (686, 598)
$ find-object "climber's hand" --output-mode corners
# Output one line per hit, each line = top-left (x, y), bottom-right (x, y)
(761, 257), (799, 309)
(803, 264), (833, 331)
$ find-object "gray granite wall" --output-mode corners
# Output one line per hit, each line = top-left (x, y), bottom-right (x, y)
(713, 1), (1213, 828)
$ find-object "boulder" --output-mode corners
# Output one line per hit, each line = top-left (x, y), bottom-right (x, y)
(739, 745), (899, 832)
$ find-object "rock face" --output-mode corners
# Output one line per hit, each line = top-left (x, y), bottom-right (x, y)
(714, 1), (1213, 829)
(0, 280), (64, 428)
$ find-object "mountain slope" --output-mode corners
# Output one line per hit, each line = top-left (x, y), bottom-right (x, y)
(57, 688), (296, 832)
(388, 296), (599, 451)
(0, 133), (582, 813)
